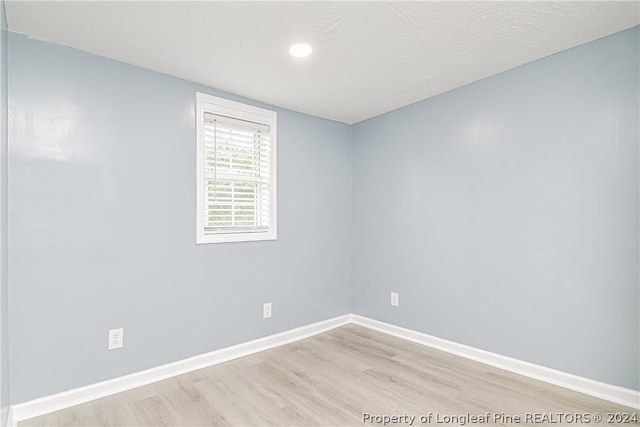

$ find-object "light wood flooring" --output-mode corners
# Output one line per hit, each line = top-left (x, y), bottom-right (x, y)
(20, 324), (639, 426)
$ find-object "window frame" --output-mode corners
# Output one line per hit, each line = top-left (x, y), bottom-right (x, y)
(196, 92), (277, 244)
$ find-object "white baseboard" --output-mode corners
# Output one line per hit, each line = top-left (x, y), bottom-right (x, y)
(351, 315), (640, 410)
(9, 314), (352, 423)
(9, 313), (639, 424)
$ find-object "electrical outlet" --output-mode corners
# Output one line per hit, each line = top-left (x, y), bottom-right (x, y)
(390, 292), (399, 307)
(263, 302), (272, 319)
(108, 328), (124, 350)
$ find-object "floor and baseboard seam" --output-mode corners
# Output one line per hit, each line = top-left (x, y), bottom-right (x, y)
(8, 314), (639, 425)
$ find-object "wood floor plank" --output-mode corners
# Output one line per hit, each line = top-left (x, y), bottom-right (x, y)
(19, 324), (639, 426)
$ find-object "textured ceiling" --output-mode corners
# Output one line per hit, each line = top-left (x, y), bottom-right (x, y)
(5, 1), (639, 124)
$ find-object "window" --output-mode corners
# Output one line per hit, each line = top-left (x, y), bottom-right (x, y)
(196, 93), (277, 244)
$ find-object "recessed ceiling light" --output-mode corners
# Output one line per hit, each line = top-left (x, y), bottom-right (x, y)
(289, 43), (313, 58)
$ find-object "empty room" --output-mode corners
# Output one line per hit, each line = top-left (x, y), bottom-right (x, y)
(0, 1), (638, 426)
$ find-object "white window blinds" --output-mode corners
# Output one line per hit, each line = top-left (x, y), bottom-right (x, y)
(203, 113), (272, 235)
(196, 92), (277, 244)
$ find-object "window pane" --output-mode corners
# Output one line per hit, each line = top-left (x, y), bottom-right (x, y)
(205, 180), (264, 229)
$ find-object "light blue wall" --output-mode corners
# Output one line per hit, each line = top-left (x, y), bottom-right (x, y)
(0, 0), (9, 423)
(7, 33), (352, 403)
(353, 27), (639, 390)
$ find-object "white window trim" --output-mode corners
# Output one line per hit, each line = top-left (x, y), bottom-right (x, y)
(196, 92), (277, 244)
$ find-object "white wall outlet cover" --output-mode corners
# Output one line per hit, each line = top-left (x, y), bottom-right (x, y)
(263, 303), (272, 319)
(108, 328), (124, 350)
(390, 292), (399, 307)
